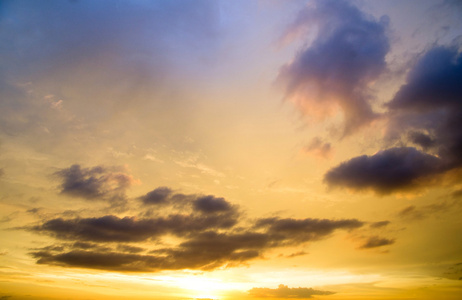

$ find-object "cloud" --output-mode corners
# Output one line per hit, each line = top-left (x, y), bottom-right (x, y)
(29, 204), (364, 272)
(248, 284), (334, 299)
(193, 195), (234, 214)
(138, 188), (240, 223)
(326, 46), (462, 195)
(301, 137), (332, 159)
(452, 189), (462, 198)
(398, 199), (459, 221)
(55, 164), (135, 203)
(30, 217), (363, 271)
(398, 205), (425, 220)
(359, 236), (395, 249)
(30, 231), (264, 271)
(387, 47), (462, 112)
(369, 220), (390, 228)
(116, 244), (145, 254)
(277, 0), (389, 135)
(387, 47), (462, 167)
(285, 251), (308, 258)
(29, 164), (366, 272)
(442, 262), (462, 281)
(255, 217), (364, 243)
(408, 131), (436, 151)
(138, 187), (173, 205)
(32, 250), (165, 272)
(324, 147), (443, 194)
(31, 213), (238, 243)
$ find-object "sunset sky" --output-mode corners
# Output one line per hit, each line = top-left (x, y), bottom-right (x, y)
(1, 0), (462, 299)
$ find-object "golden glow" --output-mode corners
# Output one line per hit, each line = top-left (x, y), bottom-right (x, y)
(1, 1), (462, 300)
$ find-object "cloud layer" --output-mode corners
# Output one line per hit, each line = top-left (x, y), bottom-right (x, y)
(30, 166), (366, 272)
(31, 213), (364, 272)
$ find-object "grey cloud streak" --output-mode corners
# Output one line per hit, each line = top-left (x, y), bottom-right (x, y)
(359, 236), (395, 249)
(369, 220), (390, 228)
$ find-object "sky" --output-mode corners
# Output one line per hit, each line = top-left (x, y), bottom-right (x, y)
(1, 0), (462, 299)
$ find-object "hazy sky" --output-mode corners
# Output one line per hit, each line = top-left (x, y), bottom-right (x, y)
(1, 1), (462, 299)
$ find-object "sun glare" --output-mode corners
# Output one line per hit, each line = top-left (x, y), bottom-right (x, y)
(174, 276), (227, 300)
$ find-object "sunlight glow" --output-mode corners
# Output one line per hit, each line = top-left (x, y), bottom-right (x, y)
(174, 276), (227, 299)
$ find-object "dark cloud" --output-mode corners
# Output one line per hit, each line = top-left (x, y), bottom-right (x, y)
(387, 47), (462, 113)
(55, 164), (135, 203)
(359, 236), (395, 249)
(31, 234), (263, 272)
(369, 220), (390, 228)
(193, 195), (234, 214)
(32, 213), (238, 243)
(255, 218), (364, 245)
(30, 231), (267, 272)
(387, 47), (462, 167)
(408, 131), (436, 151)
(256, 217), (364, 243)
(72, 242), (104, 250)
(32, 250), (164, 272)
(277, 0), (389, 135)
(29, 211), (364, 272)
(324, 147), (442, 194)
(138, 188), (239, 223)
(138, 187), (173, 205)
(31, 170), (365, 272)
(323, 46), (462, 195)
(249, 284), (334, 299)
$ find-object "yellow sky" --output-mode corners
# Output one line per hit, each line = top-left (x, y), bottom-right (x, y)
(1, 0), (462, 299)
